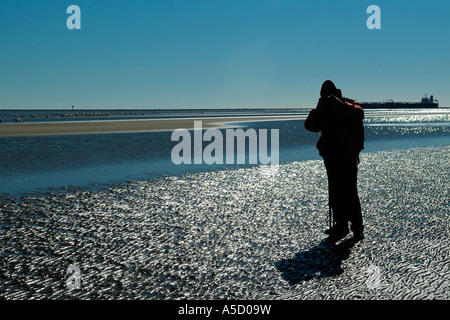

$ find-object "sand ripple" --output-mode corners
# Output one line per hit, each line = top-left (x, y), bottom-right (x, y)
(1, 146), (449, 299)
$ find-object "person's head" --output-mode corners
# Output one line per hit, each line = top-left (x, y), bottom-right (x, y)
(320, 80), (338, 98)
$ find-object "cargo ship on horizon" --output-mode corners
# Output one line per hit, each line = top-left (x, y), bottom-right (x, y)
(359, 94), (439, 109)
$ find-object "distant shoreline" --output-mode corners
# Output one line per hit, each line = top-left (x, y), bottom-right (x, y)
(0, 115), (305, 137)
(1, 110), (449, 137)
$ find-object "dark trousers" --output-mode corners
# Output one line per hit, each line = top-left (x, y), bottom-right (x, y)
(324, 156), (363, 233)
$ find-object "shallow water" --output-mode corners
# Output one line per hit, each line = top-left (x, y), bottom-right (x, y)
(0, 111), (449, 196)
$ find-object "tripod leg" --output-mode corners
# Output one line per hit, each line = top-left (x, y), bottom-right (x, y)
(329, 202), (332, 229)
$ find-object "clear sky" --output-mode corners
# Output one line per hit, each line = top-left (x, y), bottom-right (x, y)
(0, 0), (449, 109)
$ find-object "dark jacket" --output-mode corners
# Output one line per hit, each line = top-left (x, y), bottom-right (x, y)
(305, 95), (364, 159)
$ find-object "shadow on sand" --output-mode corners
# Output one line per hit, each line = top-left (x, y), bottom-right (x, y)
(275, 237), (359, 285)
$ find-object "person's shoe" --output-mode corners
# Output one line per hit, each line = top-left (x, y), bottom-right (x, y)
(353, 231), (364, 241)
(324, 225), (348, 236)
(324, 225), (349, 241)
(351, 225), (364, 241)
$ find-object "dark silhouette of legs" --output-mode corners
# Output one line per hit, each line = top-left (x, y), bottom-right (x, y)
(324, 156), (363, 237)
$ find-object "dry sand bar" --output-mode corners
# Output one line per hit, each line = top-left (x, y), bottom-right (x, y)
(1, 109), (449, 137)
(0, 115), (305, 137)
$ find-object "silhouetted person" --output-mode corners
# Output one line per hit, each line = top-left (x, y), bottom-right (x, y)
(305, 80), (364, 240)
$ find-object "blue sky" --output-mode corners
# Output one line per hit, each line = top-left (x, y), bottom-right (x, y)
(0, 0), (449, 109)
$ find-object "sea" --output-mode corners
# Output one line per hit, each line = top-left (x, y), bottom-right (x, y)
(0, 108), (449, 197)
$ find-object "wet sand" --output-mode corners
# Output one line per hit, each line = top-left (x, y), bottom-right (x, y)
(0, 115), (305, 137)
(0, 146), (448, 299)
(1, 109), (449, 137)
